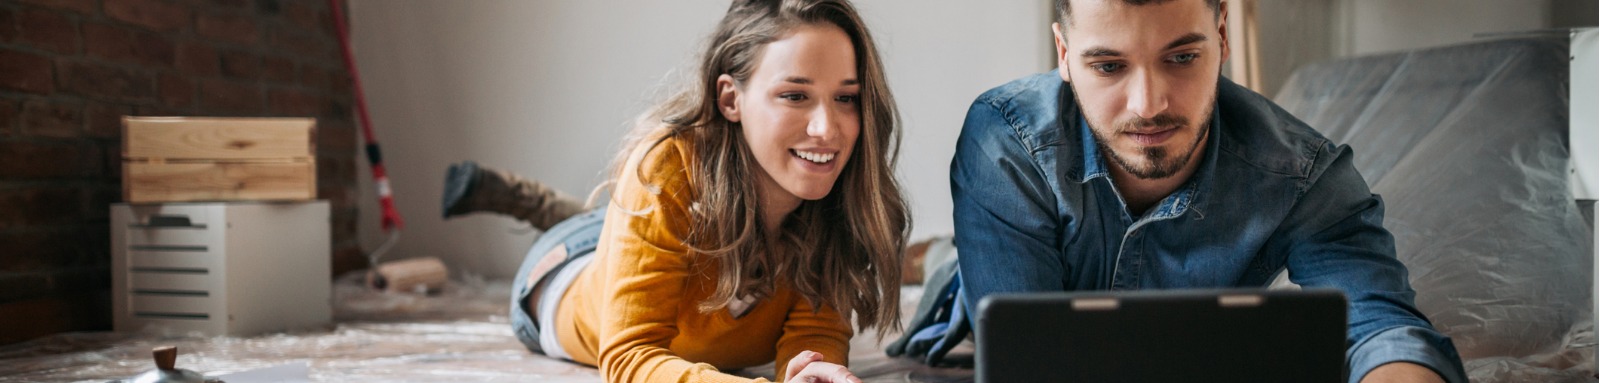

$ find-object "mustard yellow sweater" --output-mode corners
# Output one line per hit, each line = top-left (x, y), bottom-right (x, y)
(553, 133), (852, 383)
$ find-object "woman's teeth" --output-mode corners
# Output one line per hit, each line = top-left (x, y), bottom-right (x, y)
(793, 149), (835, 164)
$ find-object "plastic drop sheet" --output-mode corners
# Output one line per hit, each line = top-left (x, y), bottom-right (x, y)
(0, 273), (602, 382)
(0, 272), (958, 382)
(1275, 34), (1596, 383)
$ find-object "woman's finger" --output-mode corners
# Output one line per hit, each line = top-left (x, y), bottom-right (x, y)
(792, 361), (860, 383)
(784, 350), (824, 382)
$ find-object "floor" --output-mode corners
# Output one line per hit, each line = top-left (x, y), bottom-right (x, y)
(0, 273), (974, 383)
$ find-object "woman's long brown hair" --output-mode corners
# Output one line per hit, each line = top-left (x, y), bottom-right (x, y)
(607, 0), (908, 335)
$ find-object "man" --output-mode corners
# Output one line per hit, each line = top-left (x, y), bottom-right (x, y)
(949, 0), (1466, 382)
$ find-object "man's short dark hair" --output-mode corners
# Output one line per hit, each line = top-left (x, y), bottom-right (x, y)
(1056, 0), (1223, 26)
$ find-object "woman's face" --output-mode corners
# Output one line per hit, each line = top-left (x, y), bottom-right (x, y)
(719, 23), (861, 214)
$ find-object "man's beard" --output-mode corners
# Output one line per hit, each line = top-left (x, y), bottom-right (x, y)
(1085, 102), (1212, 180)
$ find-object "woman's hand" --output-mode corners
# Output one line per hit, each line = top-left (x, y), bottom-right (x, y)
(783, 351), (861, 383)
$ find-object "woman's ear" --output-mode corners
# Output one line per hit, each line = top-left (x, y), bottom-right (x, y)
(717, 74), (741, 123)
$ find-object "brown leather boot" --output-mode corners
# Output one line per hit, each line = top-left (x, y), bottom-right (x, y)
(442, 161), (586, 231)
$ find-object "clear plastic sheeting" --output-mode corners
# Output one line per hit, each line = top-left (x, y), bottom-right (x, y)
(0, 273), (600, 383)
(1275, 34), (1596, 383)
(0, 272), (961, 382)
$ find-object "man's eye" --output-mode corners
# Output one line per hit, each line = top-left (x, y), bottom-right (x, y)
(781, 93), (807, 102)
(1170, 53), (1198, 64)
(1092, 63), (1123, 74)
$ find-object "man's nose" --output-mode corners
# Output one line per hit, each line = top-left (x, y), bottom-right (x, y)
(1126, 69), (1170, 120)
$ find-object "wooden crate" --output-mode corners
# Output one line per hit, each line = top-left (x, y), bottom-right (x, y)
(123, 117), (317, 203)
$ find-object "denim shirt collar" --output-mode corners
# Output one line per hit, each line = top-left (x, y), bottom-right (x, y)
(1067, 97), (1221, 222)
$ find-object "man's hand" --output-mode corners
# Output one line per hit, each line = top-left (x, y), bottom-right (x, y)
(1360, 362), (1446, 383)
(782, 351), (861, 383)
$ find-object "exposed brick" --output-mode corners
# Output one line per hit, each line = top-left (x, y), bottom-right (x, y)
(1, 0), (357, 346)
(0, 231), (81, 272)
(132, 105), (185, 116)
(104, 0), (194, 32)
(86, 184), (121, 221)
(20, 99), (83, 138)
(197, 78), (261, 113)
(0, 8), (16, 43)
(84, 102), (130, 139)
(174, 40), (220, 76)
(13, 0), (99, 14)
(0, 273), (53, 303)
(57, 60), (154, 103)
(267, 87), (324, 116)
(269, 27), (333, 61)
(328, 97), (350, 120)
(0, 290), (112, 345)
(0, 99), (17, 136)
(256, 0), (281, 15)
(261, 55), (294, 82)
(84, 22), (176, 68)
(281, 0), (327, 35)
(328, 68), (351, 96)
(0, 141), (96, 178)
(318, 183), (356, 213)
(14, 8), (79, 54)
(315, 117), (356, 153)
(209, 0), (251, 9)
(298, 64), (330, 90)
(196, 12), (258, 45)
(157, 73), (195, 108)
(101, 141), (121, 180)
(328, 202), (356, 240)
(0, 49), (55, 95)
(0, 187), (85, 230)
(220, 49), (258, 78)
(331, 243), (365, 277)
(316, 152), (353, 186)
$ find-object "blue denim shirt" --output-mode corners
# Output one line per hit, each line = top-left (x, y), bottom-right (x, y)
(950, 72), (1467, 383)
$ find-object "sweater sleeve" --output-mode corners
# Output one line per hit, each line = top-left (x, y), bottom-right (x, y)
(773, 297), (853, 379)
(595, 140), (771, 383)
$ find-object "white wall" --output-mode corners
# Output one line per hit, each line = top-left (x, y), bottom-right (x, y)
(348, 1), (1051, 278)
(1335, 0), (1551, 57)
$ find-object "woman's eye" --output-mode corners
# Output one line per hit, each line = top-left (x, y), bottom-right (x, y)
(835, 95), (859, 104)
(780, 93), (807, 102)
(1092, 63), (1123, 74)
(1170, 53), (1198, 64)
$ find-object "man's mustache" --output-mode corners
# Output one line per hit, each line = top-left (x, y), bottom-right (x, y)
(1116, 113), (1188, 134)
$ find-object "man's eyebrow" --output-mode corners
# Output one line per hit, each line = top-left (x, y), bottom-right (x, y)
(1080, 33), (1209, 58)
(1080, 47), (1122, 58)
(1164, 33), (1207, 50)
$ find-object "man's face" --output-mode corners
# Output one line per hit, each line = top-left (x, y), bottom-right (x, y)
(1054, 0), (1228, 180)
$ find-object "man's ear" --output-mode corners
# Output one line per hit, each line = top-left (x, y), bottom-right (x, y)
(1052, 22), (1070, 83)
(1217, 2), (1231, 64)
(717, 74), (741, 123)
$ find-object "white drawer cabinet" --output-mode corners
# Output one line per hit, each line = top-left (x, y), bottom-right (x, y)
(110, 201), (332, 336)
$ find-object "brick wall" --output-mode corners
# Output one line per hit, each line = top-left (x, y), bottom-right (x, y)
(0, 0), (363, 345)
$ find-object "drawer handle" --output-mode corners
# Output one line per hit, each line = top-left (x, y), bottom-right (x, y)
(130, 215), (207, 229)
(133, 289), (210, 297)
(132, 267), (209, 275)
(134, 312), (210, 320)
(130, 245), (208, 252)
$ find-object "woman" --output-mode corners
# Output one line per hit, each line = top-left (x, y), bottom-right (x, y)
(464, 1), (909, 382)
